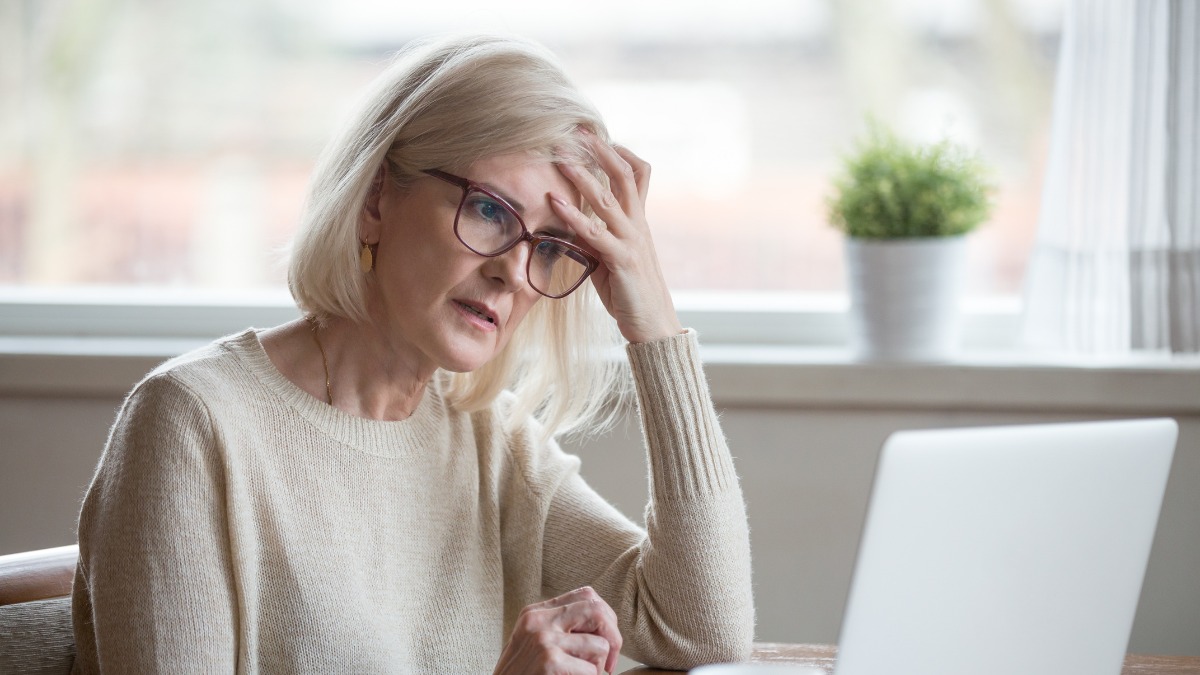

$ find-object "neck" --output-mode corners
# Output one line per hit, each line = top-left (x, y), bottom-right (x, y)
(312, 315), (434, 421)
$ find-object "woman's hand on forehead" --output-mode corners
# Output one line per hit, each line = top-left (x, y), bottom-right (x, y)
(550, 130), (683, 343)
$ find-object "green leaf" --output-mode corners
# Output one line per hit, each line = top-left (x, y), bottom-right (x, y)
(827, 122), (993, 239)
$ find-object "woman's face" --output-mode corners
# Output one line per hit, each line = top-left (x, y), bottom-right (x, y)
(363, 152), (581, 374)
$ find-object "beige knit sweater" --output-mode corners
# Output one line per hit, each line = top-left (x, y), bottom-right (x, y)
(71, 328), (754, 674)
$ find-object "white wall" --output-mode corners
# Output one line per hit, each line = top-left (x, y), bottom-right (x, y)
(2, 348), (1198, 656)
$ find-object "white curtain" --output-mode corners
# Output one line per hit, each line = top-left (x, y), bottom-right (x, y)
(1022, 0), (1199, 355)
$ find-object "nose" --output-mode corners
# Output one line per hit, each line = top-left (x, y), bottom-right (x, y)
(482, 239), (530, 293)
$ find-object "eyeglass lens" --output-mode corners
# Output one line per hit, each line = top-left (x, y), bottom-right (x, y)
(456, 189), (591, 298)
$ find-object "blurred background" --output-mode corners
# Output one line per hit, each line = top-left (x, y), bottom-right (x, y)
(8, 3), (1200, 657)
(0, 0), (1061, 297)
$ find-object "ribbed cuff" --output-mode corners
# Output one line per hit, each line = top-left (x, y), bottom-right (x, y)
(626, 329), (739, 500)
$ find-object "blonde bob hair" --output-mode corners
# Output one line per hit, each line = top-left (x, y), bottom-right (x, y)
(289, 33), (628, 439)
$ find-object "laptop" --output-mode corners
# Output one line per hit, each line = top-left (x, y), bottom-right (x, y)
(833, 418), (1178, 675)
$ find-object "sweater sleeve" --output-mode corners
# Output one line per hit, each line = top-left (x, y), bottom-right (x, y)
(540, 330), (755, 669)
(72, 373), (238, 674)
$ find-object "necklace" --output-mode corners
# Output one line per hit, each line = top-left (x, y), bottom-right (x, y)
(305, 316), (418, 419)
(306, 316), (333, 405)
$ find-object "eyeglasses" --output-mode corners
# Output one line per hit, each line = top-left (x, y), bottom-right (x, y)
(422, 169), (599, 299)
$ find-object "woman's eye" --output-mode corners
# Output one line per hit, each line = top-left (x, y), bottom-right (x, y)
(534, 240), (568, 259)
(468, 196), (510, 225)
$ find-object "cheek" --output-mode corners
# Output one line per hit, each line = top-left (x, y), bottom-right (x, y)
(380, 229), (475, 288)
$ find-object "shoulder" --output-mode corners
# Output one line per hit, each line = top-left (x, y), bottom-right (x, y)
(115, 330), (263, 441)
(98, 366), (223, 498)
(126, 329), (273, 415)
(143, 330), (256, 394)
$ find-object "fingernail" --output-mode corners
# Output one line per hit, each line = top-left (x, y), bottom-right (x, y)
(550, 194), (568, 206)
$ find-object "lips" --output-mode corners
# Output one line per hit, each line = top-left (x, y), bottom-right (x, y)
(455, 299), (497, 325)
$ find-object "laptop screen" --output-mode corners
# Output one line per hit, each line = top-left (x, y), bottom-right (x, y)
(834, 418), (1177, 675)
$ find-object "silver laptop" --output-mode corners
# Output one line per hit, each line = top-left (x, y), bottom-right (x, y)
(834, 418), (1178, 675)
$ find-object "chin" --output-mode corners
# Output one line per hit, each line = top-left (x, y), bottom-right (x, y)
(440, 360), (486, 374)
(438, 343), (502, 374)
(432, 324), (512, 374)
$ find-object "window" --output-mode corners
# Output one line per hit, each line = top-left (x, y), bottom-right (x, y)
(0, 0), (1061, 304)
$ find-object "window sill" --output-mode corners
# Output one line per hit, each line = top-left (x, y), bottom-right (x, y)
(2, 288), (1196, 413)
(2, 336), (1196, 415)
(699, 344), (1200, 414)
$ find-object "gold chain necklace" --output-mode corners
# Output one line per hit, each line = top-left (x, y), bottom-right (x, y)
(305, 316), (418, 419)
(306, 316), (333, 405)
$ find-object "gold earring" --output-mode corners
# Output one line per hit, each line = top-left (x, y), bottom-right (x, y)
(359, 243), (374, 273)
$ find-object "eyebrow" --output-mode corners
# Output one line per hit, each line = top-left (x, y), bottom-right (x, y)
(470, 178), (576, 239)
(537, 225), (575, 241)
(477, 182), (574, 238)
(477, 181), (526, 215)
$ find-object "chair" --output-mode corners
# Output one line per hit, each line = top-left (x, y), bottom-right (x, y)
(0, 545), (78, 674)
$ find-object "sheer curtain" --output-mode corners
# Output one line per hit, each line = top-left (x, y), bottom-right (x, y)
(1022, 0), (1198, 355)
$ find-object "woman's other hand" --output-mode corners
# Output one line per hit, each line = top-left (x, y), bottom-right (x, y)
(552, 133), (684, 344)
(494, 586), (623, 675)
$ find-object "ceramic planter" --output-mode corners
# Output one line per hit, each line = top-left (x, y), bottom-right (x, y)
(844, 236), (967, 361)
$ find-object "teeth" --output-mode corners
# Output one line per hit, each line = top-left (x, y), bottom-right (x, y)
(462, 303), (493, 323)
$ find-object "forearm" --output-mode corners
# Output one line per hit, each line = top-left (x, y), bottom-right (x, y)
(622, 329), (755, 665)
(541, 331), (754, 669)
(626, 330), (742, 502)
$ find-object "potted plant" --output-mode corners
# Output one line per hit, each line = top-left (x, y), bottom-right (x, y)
(827, 125), (992, 361)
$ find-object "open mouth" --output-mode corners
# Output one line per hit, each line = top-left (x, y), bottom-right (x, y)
(457, 301), (496, 324)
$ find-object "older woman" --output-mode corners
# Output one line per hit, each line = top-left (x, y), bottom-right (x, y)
(71, 34), (753, 674)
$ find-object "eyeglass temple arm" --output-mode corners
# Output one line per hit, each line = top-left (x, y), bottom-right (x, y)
(422, 169), (469, 189)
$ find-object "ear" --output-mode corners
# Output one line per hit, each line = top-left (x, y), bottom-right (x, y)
(360, 163), (387, 244)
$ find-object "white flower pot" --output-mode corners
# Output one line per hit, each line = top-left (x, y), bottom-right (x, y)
(845, 236), (967, 362)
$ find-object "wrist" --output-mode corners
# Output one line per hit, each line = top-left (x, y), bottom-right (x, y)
(624, 323), (686, 344)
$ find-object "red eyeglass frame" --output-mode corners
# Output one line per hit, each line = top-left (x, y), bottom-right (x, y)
(422, 169), (600, 299)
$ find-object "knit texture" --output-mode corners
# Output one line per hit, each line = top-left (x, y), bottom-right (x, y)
(71, 328), (753, 674)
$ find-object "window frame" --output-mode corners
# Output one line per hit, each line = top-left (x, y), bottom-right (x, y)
(0, 286), (1024, 348)
(8, 287), (1195, 364)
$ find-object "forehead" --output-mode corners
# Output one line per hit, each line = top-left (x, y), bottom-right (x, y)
(462, 152), (580, 210)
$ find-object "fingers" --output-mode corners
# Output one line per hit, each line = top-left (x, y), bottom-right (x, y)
(613, 145), (651, 207)
(504, 587), (623, 675)
(552, 594), (623, 673)
(556, 632), (613, 674)
(582, 135), (641, 212)
(557, 161), (629, 238)
(576, 129), (649, 209)
(540, 587), (621, 673)
(555, 132), (650, 237)
(525, 585), (604, 612)
(549, 192), (617, 261)
(550, 133), (679, 342)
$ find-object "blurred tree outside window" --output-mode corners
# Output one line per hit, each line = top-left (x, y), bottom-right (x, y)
(0, 0), (1061, 296)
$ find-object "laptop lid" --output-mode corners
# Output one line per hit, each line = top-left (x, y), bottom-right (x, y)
(834, 418), (1178, 675)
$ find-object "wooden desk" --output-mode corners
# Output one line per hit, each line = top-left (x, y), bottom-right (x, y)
(621, 643), (1200, 674)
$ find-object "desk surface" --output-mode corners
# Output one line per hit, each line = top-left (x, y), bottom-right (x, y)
(621, 643), (1200, 674)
